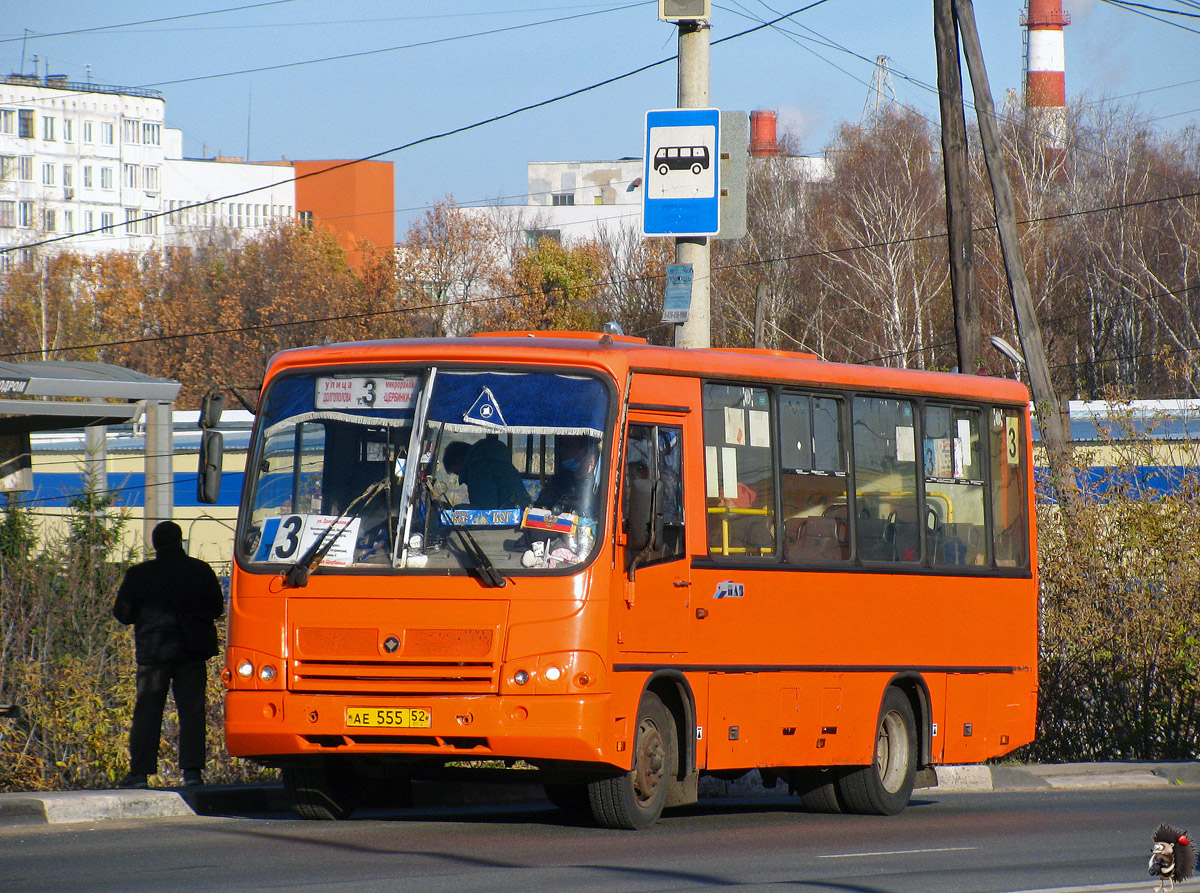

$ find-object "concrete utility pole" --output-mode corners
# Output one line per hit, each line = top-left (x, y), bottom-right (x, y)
(933, 0), (982, 374)
(674, 19), (712, 349)
(953, 0), (1077, 505)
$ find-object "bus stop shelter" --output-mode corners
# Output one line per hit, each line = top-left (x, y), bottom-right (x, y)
(0, 360), (181, 548)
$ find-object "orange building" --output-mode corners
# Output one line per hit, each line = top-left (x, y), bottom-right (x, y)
(292, 159), (394, 268)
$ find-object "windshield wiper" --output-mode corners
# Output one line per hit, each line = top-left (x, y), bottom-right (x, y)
(283, 478), (386, 588)
(423, 478), (507, 589)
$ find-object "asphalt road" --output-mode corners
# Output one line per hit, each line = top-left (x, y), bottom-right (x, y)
(2, 787), (1198, 893)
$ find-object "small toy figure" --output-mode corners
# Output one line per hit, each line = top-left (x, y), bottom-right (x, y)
(1150, 824), (1196, 893)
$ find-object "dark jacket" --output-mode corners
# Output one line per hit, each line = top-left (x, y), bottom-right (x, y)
(113, 544), (225, 665)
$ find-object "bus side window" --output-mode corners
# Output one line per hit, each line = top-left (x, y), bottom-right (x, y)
(990, 407), (1028, 568)
(779, 393), (849, 563)
(925, 405), (986, 567)
(702, 383), (776, 558)
(852, 396), (919, 563)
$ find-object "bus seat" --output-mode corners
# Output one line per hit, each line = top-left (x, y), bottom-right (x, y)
(856, 517), (893, 561)
(936, 522), (984, 565)
(786, 516), (846, 562)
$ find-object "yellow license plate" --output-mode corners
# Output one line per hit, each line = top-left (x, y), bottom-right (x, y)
(345, 707), (431, 728)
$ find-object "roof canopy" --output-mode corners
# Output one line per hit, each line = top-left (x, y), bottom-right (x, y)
(0, 360), (181, 436)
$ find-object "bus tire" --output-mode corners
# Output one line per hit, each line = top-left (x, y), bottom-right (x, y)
(790, 768), (845, 813)
(657, 163), (670, 176)
(587, 691), (675, 830)
(691, 162), (703, 175)
(835, 688), (916, 815)
(283, 762), (359, 820)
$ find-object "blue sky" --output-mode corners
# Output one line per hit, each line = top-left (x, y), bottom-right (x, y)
(3, 1), (1197, 233)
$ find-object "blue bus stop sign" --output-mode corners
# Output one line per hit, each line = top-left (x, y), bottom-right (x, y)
(643, 108), (721, 237)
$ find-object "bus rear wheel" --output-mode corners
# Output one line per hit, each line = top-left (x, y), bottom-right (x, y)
(282, 762), (360, 820)
(588, 691), (675, 830)
(790, 767), (845, 812)
(835, 688), (916, 815)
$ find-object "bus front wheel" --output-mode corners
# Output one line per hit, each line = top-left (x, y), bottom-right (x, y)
(282, 762), (360, 820)
(588, 691), (675, 830)
(835, 688), (917, 815)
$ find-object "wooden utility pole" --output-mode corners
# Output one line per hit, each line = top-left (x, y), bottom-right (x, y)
(933, 0), (981, 374)
(953, 0), (1077, 505)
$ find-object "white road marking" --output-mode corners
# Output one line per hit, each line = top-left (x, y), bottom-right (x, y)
(818, 846), (978, 858)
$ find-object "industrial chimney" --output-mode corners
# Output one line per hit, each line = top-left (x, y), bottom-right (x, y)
(749, 110), (780, 157)
(1021, 0), (1069, 165)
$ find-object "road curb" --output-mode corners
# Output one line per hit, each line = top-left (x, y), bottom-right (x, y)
(3, 761), (1197, 827)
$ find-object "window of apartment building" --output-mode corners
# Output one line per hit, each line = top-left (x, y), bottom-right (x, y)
(141, 214), (156, 236)
(124, 164), (138, 189)
(125, 208), (138, 234)
(142, 166), (159, 192)
(18, 201), (34, 228)
(100, 167), (113, 190)
(62, 165), (73, 188)
(18, 156), (33, 181)
(0, 201), (14, 228)
(142, 122), (160, 146)
(298, 210), (313, 229)
(63, 118), (73, 141)
(18, 109), (34, 139)
(0, 156), (14, 181)
(524, 228), (562, 246)
(0, 109), (13, 134)
(101, 122), (114, 145)
(43, 209), (56, 232)
(42, 116), (55, 141)
(42, 163), (55, 186)
(82, 120), (93, 143)
(84, 211), (94, 232)
(122, 119), (140, 144)
(100, 211), (114, 234)
(551, 192), (575, 206)
(63, 210), (73, 233)
(83, 166), (93, 188)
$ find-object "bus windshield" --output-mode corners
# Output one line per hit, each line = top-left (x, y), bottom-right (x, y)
(238, 366), (610, 576)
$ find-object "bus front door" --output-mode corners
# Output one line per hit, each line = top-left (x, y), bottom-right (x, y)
(618, 419), (690, 655)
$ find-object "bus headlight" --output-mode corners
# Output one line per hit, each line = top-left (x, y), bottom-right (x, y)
(543, 665), (562, 682)
(259, 664), (277, 682)
(237, 660), (254, 678)
(513, 669), (530, 686)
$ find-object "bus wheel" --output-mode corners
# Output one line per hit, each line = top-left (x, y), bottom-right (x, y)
(790, 768), (845, 813)
(835, 688), (916, 815)
(283, 762), (360, 820)
(588, 691), (674, 830)
(691, 162), (703, 175)
(657, 163), (670, 176)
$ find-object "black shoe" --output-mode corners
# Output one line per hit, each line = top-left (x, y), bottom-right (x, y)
(118, 773), (149, 789)
(182, 770), (203, 787)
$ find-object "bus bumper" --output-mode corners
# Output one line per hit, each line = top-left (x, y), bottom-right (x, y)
(224, 690), (618, 766)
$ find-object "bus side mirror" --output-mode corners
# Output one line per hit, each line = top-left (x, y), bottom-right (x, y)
(197, 429), (224, 504)
(199, 391), (225, 429)
(625, 476), (654, 553)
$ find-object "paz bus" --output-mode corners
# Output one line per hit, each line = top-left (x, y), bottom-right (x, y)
(219, 330), (1037, 829)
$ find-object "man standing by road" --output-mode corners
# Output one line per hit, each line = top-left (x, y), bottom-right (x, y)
(113, 520), (224, 789)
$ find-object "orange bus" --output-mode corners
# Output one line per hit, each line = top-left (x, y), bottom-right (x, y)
(222, 331), (1037, 828)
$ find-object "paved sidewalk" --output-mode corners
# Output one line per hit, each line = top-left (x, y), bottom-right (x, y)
(2, 762), (1197, 828)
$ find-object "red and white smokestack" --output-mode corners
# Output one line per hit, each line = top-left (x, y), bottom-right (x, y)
(1021, 0), (1069, 161)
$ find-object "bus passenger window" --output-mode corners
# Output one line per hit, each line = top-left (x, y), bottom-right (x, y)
(925, 405), (986, 567)
(990, 407), (1028, 568)
(702, 384), (775, 558)
(779, 393), (848, 563)
(852, 396), (919, 563)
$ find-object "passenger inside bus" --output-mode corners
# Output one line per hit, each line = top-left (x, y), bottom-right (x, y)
(443, 437), (531, 510)
(535, 435), (600, 518)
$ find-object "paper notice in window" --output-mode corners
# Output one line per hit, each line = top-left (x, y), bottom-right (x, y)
(748, 410), (770, 448)
(957, 419), (973, 468)
(895, 426), (915, 462)
(721, 447), (738, 499)
(724, 406), (746, 445)
(706, 445), (720, 498)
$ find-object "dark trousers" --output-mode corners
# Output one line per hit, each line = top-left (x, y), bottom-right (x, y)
(129, 659), (208, 776)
